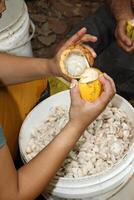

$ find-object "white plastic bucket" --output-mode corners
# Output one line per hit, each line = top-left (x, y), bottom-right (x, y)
(0, 2), (35, 56)
(19, 91), (134, 200)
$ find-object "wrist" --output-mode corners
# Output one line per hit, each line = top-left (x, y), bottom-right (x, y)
(47, 57), (60, 77)
(64, 121), (83, 140)
(46, 58), (55, 76)
(116, 13), (134, 22)
(67, 119), (87, 133)
(37, 58), (54, 77)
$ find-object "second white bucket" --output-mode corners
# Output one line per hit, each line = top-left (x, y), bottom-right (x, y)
(0, 0), (35, 57)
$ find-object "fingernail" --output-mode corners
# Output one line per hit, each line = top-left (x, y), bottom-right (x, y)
(93, 52), (97, 58)
(81, 27), (87, 33)
(70, 79), (77, 89)
(82, 27), (87, 31)
(93, 36), (97, 40)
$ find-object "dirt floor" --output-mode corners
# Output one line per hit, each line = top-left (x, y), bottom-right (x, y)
(26, 0), (104, 58)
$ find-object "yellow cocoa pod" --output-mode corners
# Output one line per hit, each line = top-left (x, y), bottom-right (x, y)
(60, 44), (94, 79)
(132, 29), (134, 41)
(126, 20), (134, 40)
(79, 71), (102, 102)
(59, 44), (103, 101)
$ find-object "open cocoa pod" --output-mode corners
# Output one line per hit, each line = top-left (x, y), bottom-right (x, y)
(60, 44), (103, 102)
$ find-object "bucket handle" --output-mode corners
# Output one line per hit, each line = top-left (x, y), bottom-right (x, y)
(7, 20), (35, 51)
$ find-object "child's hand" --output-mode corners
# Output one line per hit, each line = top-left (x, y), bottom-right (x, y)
(69, 74), (116, 131)
(50, 27), (97, 80)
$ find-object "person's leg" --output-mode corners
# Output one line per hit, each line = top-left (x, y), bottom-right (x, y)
(69, 5), (134, 98)
(96, 41), (134, 99)
(68, 5), (116, 55)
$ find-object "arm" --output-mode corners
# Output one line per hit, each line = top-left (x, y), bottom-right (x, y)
(0, 74), (116, 200)
(0, 28), (97, 86)
(0, 53), (53, 85)
(106, 0), (133, 21)
(0, 123), (84, 200)
(106, 0), (134, 52)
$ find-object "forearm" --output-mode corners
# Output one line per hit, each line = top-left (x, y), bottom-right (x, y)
(18, 122), (83, 199)
(0, 122), (84, 200)
(0, 53), (54, 85)
(106, 0), (134, 20)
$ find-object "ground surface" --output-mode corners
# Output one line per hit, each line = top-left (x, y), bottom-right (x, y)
(27, 0), (104, 58)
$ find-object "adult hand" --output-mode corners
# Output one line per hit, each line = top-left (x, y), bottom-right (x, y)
(50, 27), (97, 79)
(69, 73), (116, 131)
(115, 18), (134, 53)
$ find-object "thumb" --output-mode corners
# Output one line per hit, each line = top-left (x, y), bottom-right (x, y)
(70, 79), (81, 105)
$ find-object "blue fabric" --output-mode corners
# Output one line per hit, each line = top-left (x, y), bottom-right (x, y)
(0, 127), (6, 148)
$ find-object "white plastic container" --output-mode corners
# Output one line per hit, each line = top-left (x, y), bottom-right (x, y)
(19, 91), (134, 200)
(0, 0), (35, 56)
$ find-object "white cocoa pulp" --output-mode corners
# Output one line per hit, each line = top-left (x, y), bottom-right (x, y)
(64, 52), (99, 83)
(64, 52), (88, 77)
